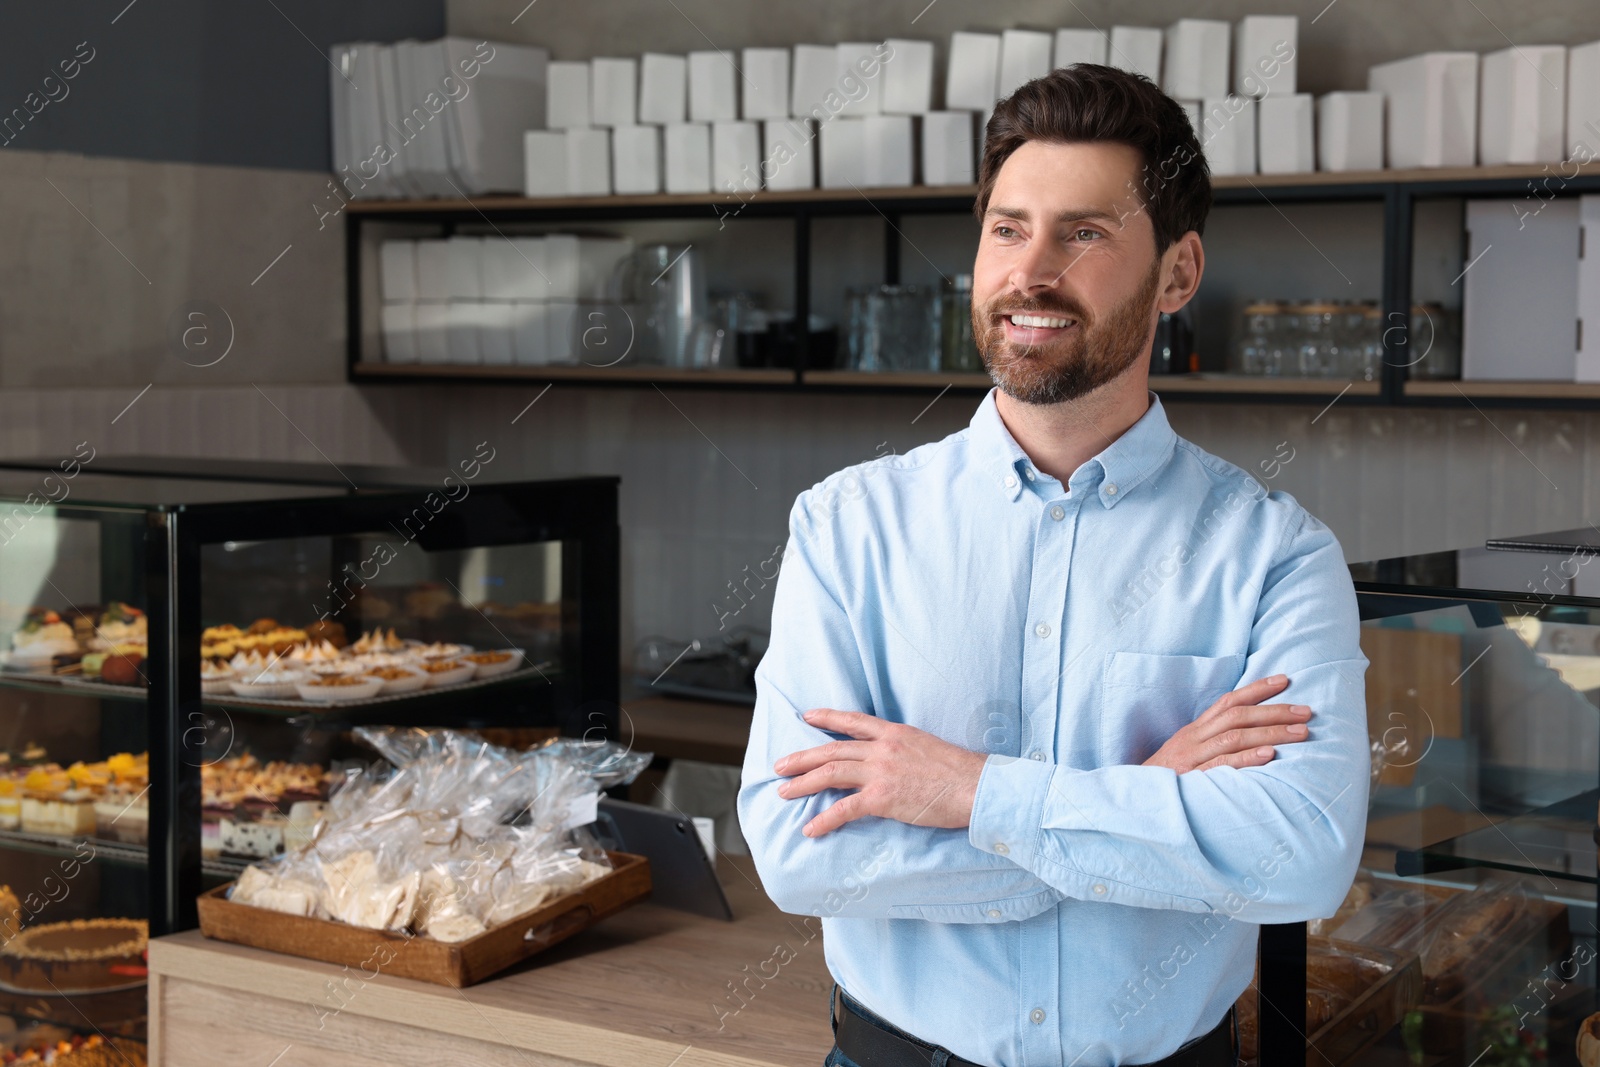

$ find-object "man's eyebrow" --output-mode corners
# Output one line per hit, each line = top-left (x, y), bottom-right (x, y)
(983, 205), (1125, 225)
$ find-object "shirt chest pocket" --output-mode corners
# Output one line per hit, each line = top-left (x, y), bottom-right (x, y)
(1098, 651), (1246, 766)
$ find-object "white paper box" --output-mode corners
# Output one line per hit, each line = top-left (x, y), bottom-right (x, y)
(1462, 197), (1579, 380)
(379, 241), (418, 303)
(1164, 20), (1229, 101)
(544, 235), (581, 300)
(510, 302), (550, 366)
(413, 302), (449, 362)
(922, 111), (975, 185)
(791, 45), (837, 119)
(689, 51), (738, 122)
(763, 119), (816, 190)
(506, 237), (551, 300)
(1109, 27), (1163, 83)
(414, 239), (450, 300)
(478, 303), (515, 365)
(481, 237), (535, 301)
(1054, 29), (1108, 69)
(1569, 41), (1600, 159)
(882, 39), (934, 115)
(712, 120), (760, 195)
(445, 237), (484, 299)
(546, 302), (581, 362)
(742, 48), (790, 120)
(547, 61), (591, 129)
(820, 116), (867, 188)
(639, 54), (687, 125)
(835, 43), (884, 116)
(947, 32), (1001, 112)
(1179, 100), (1202, 135)
(1234, 16), (1297, 97)
(1317, 92), (1384, 171)
(1368, 52), (1478, 168)
(577, 237), (633, 301)
(446, 300), (487, 363)
(1479, 45), (1566, 166)
(591, 57), (638, 127)
(1577, 196), (1600, 380)
(999, 29), (1053, 99)
(381, 303), (418, 364)
(523, 131), (568, 196)
(441, 38), (549, 196)
(1200, 96), (1256, 175)
(612, 125), (662, 194)
(566, 128), (611, 195)
(665, 123), (712, 193)
(864, 115), (914, 187)
(1258, 94), (1314, 174)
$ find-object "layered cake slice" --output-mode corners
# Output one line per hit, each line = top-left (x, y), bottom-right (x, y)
(0, 918), (147, 994)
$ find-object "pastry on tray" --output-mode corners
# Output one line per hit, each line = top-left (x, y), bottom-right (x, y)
(8, 609), (78, 669)
(295, 675), (383, 702)
(0, 918), (147, 994)
(463, 648), (524, 678)
(88, 603), (146, 653)
(1579, 1012), (1600, 1067)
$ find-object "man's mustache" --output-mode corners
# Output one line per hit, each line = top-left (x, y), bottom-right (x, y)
(979, 294), (1090, 323)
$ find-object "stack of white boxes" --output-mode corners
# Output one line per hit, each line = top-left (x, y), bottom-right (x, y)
(379, 236), (633, 366)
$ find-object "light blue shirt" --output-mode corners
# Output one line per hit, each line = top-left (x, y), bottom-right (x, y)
(737, 388), (1369, 1066)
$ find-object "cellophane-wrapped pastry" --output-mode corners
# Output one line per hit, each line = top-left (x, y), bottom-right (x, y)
(231, 727), (650, 942)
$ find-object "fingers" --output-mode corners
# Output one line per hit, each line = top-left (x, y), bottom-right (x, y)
(1194, 702), (1310, 744)
(1204, 675), (1290, 718)
(801, 707), (887, 740)
(773, 739), (872, 777)
(1203, 723), (1308, 760)
(1194, 746), (1277, 773)
(802, 793), (868, 837)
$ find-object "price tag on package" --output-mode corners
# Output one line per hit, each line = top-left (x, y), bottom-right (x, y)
(561, 790), (600, 831)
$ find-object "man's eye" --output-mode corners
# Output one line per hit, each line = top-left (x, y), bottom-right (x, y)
(1073, 229), (1102, 241)
(993, 225), (1017, 239)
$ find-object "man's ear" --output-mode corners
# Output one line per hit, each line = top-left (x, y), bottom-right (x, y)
(1156, 232), (1204, 314)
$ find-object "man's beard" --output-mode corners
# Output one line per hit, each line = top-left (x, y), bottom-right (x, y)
(973, 260), (1162, 406)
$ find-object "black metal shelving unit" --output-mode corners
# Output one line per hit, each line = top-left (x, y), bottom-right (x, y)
(343, 162), (1600, 409)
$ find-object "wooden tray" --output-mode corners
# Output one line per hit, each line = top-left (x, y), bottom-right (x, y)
(196, 850), (651, 987)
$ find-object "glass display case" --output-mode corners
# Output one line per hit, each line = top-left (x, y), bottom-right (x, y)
(1268, 543), (1600, 1066)
(0, 460), (618, 1061)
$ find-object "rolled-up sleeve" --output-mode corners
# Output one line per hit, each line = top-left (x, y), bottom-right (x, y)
(738, 489), (1066, 923)
(968, 510), (1370, 923)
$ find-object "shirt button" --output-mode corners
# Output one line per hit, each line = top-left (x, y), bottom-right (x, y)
(1093, 884), (1107, 896)
(987, 908), (1002, 918)
(1028, 751), (1044, 761)
(1023, 468), (1035, 480)
(1034, 622), (1050, 638)
(1003, 475), (1017, 489)
(1050, 505), (1064, 521)
(1030, 1008), (1046, 1024)
(1105, 482), (1118, 495)
(993, 842), (1009, 855)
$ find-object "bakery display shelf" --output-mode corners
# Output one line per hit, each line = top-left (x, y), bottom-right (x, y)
(0, 669), (145, 702)
(200, 661), (558, 720)
(351, 362), (797, 387)
(0, 826), (249, 879)
(1394, 787), (1600, 885)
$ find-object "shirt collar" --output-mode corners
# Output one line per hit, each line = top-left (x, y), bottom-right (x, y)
(966, 387), (1177, 508)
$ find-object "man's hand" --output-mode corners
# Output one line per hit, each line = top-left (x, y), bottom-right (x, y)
(1143, 675), (1311, 773)
(773, 708), (987, 838)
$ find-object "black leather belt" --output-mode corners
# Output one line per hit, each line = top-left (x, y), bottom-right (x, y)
(831, 985), (1237, 1067)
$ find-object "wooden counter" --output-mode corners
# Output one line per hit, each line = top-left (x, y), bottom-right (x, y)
(622, 693), (754, 767)
(147, 856), (834, 1067)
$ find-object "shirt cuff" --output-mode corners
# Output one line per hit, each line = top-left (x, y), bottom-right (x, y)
(968, 753), (1054, 867)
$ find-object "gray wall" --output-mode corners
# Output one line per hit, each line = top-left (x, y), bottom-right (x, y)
(0, 0), (443, 171)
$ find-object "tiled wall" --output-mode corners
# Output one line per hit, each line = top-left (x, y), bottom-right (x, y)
(7, 381), (1591, 664)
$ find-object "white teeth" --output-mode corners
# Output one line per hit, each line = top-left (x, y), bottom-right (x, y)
(1009, 314), (1072, 329)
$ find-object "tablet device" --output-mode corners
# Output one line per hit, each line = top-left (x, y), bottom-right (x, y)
(592, 798), (734, 920)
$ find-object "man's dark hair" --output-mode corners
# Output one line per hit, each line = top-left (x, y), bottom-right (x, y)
(975, 63), (1212, 254)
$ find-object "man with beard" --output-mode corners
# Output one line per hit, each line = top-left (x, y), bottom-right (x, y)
(738, 64), (1367, 1067)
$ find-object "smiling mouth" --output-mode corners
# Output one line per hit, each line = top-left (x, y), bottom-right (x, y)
(1005, 313), (1076, 329)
